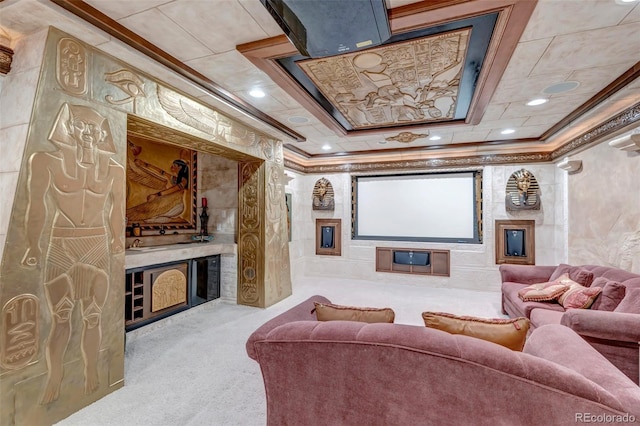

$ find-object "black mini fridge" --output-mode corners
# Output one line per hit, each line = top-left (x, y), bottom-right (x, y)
(191, 255), (221, 306)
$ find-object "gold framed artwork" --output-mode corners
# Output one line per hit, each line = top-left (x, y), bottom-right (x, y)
(125, 135), (197, 230)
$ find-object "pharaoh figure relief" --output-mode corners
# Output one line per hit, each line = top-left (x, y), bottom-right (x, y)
(21, 103), (125, 404)
(505, 169), (541, 211)
(312, 178), (335, 211)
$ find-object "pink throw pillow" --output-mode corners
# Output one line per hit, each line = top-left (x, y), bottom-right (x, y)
(613, 288), (640, 314)
(518, 279), (570, 302)
(550, 264), (594, 287)
(560, 286), (602, 310)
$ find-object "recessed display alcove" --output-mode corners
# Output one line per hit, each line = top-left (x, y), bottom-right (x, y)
(495, 220), (535, 265)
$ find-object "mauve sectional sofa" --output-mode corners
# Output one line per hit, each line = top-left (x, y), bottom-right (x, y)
(500, 264), (640, 385)
(247, 295), (640, 425)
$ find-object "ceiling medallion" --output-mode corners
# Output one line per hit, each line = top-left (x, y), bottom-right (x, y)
(385, 131), (429, 143)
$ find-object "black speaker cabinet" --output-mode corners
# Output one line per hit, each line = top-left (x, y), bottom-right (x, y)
(316, 219), (341, 256)
(495, 220), (535, 265)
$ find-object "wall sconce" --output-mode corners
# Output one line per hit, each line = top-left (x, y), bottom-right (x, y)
(557, 157), (582, 173)
(608, 133), (640, 152)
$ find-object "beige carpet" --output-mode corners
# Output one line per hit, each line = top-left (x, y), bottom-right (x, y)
(56, 277), (503, 425)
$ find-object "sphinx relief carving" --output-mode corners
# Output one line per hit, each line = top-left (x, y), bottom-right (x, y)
(21, 103), (125, 404)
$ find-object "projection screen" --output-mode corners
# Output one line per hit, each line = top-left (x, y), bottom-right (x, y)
(352, 171), (482, 243)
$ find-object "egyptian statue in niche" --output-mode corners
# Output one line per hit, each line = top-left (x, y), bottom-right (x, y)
(505, 168), (541, 211)
(21, 103), (125, 403)
(312, 177), (335, 211)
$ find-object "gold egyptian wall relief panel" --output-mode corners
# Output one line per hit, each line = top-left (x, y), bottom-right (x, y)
(1, 27), (289, 424)
(238, 161), (264, 306)
(264, 163), (292, 305)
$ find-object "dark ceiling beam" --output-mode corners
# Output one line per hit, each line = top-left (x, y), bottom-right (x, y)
(49, 0), (306, 143)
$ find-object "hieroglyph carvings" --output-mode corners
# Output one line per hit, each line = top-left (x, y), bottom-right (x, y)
(104, 69), (146, 108)
(56, 38), (87, 96)
(151, 269), (187, 312)
(1, 294), (39, 370)
(21, 103), (125, 404)
(298, 29), (470, 129)
(238, 162), (262, 305)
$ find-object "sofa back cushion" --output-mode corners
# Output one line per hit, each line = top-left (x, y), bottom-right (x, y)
(613, 288), (640, 314)
(590, 277), (626, 311)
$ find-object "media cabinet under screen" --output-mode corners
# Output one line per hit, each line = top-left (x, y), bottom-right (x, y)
(376, 247), (450, 276)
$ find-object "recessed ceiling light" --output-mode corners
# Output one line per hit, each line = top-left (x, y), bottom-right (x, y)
(249, 88), (265, 98)
(616, 0), (638, 4)
(526, 98), (548, 106)
(429, 135), (442, 141)
(288, 116), (309, 124)
(543, 81), (580, 95)
(501, 129), (516, 135)
(321, 144), (331, 150)
(378, 140), (388, 145)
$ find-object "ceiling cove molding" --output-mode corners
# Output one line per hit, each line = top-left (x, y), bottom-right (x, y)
(284, 137), (540, 160)
(284, 103), (640, 174)
(550, 102), (640, 160)
(285, 152), (551, 175)
(48, 0), (305, 143)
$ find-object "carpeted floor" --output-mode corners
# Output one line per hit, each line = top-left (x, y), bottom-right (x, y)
(56, 277), (504, 425)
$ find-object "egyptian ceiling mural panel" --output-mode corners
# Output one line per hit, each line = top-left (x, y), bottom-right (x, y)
(274, 12), (497, 135)
(297, 28), (470, 130)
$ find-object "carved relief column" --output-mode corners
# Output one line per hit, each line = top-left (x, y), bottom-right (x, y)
(237, 159), (292, 308)
(238, 161), (264, 307)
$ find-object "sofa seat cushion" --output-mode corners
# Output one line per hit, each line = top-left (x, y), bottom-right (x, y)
(529, 308), (564, 329)
(502, 282), (565, 318)
(590, 277), (626, 311)
(313, 302), (395, 323)
(422, 312), (530, 351)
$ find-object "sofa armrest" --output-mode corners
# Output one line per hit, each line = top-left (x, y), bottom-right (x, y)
(560, 309), (640, 343)
(499, 264), (556, 285)
(245, 295), (330, 360)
